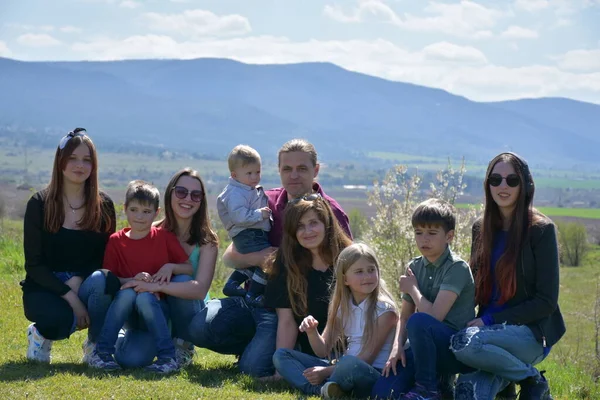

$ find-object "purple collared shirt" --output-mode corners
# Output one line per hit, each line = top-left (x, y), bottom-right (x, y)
(266, 182), (352, 247)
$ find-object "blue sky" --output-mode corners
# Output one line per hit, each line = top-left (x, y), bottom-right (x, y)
(1, 0), (599, 103)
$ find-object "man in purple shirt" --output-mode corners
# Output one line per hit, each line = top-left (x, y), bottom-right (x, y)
(187, 139), (352, 378)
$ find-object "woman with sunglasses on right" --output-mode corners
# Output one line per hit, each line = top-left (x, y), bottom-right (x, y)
(450, 152), (565, 400)
(119, 168), (218, 369)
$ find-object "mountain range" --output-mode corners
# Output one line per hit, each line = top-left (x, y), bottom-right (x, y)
(0, 57), (598, 168)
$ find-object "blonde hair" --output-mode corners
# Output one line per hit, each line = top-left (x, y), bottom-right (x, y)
(325, 243), (397, 360)
(228, 144), (261, 172)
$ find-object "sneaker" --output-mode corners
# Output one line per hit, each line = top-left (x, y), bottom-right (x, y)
(81, 338), (96, 364)
(400, 384), (441, 400)
(245, 293), (265, 308)
(497, 382), (518, 400)
(174, 338), (195, 368)
(518, 371), (553, 400)
(88, 351), (121, 371)
(26, 323), (52, 363)
(321, 381), (346, 399)
(222, 279), (247, 298)
(145, 357), (179, 374)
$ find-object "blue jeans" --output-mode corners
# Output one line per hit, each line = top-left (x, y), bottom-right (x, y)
(166, 274), (206, 341)
(78, 270), (113, 342)
(451, 324), (546, 400)
(96, 288), (174, 362)
(273, 349), (381, 396)
(232, 228), (271, 254)
(187, 296), (277, 377)
(372, 313), (472, 399)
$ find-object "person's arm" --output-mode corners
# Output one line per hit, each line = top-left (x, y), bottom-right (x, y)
(299, 315), (330, 358)
(382, 300), (414, 377)
(357, 311), (398, 365)
(490, 223), (560, 325)
(23, 194), (71, 295)
(276, 308), (298, 350)
(222, 242), (276, 269)
(226, 193), (269, 227)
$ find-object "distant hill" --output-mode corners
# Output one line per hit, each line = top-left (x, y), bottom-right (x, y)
(1, 57), (599, 168)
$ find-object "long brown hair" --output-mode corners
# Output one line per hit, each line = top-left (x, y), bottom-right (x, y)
(325, 243), (397, 360)
(472, 152), (543, 305)
(44, 132), (110, 233)
(268, 197), (352, 317)
(157, 168), (218, 246)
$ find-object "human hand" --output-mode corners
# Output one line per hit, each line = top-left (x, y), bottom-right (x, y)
(382, 346), (406, 377)
(258, 371), (283, 382)
(152, 264), (175, 284)
(70, 296), (90, 330)
(121, 280), (160, 294)
(260, 207), (271, 219)
(302, 366), (330, 385)
(399, 268), (418, 294)
(299, 315), (319, 333)
(134, 272), (152, 282)
(467, 318), (484, 327)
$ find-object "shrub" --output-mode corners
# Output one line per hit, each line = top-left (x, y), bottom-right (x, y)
(557, 220), (589, 267)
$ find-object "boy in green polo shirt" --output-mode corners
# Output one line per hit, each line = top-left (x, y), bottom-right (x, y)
(371, 198), (475, 400)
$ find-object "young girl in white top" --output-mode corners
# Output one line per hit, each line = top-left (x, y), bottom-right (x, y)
(274, 243), (398, 399)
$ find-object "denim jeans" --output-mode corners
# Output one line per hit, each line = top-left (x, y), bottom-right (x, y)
(96, 288), (174, 361)
(371, 313), (472, 399)
(166, 274), (206, 341)
(187, 296), (277, 377)
(273, 348), (331, 395)
(78, 271), (114, 342)
(451, 324), (546, 400)
(232, 228), (271, 254)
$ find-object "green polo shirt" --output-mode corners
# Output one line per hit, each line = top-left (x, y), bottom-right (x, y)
(402, 246), (475, 331)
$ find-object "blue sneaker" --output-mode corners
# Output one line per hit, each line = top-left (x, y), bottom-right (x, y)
(401, 384), (441, 400)
(145, 358), (179, 374)
(88, 351), (121, 370)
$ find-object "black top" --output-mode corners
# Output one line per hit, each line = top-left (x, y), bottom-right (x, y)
(471, 218), (566, 347)
(264, 262), (333, 357)
(22, 189), (116, 296)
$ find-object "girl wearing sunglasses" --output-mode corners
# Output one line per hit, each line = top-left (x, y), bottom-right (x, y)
(119, 168), (218, 368)
(450, 152), (565, 400)
(22, 128), (116, 364)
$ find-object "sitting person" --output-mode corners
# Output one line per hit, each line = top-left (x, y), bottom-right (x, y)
(274, 243), (398, 399)
(217, 144), (273, 307)
(90, 180), (191, 373)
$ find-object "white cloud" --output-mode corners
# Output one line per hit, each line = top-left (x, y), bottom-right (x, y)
(60, 26), (83, 34)
(17, 33), (62, 47)
(514, 0), (550, 12)
(422, 42), (488, 64)
(69, 35), (600, 103)
(501, 26), (539, 39)
(120, 0), (141, 9)
(141, 9), (251, 37)
(0, 40), (12, 57)
(323, 0), (506, 38)
(556, 49), (600, 72)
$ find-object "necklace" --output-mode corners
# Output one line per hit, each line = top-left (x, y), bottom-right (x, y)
(64, 196), (85, 213)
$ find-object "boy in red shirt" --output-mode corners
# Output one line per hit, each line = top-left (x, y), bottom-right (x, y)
(89, 180), (191, 373)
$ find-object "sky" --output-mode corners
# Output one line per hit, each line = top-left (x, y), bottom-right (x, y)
(1, 0), (599, 104)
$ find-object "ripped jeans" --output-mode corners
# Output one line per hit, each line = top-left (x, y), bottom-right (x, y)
(451, 324), (546, 400)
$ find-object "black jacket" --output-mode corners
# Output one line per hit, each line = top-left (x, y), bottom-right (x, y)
(471, 218), (566, 348)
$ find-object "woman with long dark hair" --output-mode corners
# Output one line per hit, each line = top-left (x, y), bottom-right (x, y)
(22, 128), (116, 363)
(451, 152), (565, 400)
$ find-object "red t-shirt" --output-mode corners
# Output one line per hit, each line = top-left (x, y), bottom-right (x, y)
(102, 226), (188, 278)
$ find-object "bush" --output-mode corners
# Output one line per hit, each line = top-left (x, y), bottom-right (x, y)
(557, 221), (589, 267)
(364, 159), (480, 299)
(348, 208), (368, 240)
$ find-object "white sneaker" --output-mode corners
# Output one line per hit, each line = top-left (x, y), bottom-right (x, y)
(321, 381), (345, 399)
(26, 323), (52, 363)
(174, 338), (195, 368)
(82, 338), (96, 364)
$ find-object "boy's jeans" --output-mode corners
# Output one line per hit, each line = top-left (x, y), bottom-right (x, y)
(78, 270), (113, 342)
(273, 349), (381, 396)
(96, 288), (174, 362)
(187, 296), (277, 377)
(451, 324), (546, 400)
(371, 312), (472, 399)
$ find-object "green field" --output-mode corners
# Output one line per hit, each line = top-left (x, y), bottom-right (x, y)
(0, 219), (599, 399)
(455, 204), (600, 220)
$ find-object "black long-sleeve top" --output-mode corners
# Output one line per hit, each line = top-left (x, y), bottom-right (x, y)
(22, 189), (116, 296)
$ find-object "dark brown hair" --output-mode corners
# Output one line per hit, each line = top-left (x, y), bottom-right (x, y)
(44, 132), (111, 233)
(157, 168), (218, 246)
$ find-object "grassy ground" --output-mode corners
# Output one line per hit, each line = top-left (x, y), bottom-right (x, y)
(0, 219), (599, 399)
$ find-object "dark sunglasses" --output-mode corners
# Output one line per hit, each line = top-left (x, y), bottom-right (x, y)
(173, 186), (203, 203)
(289, 193), (322, 205)
(59, 129), (87, 150)
(488, 173), (520, 188)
